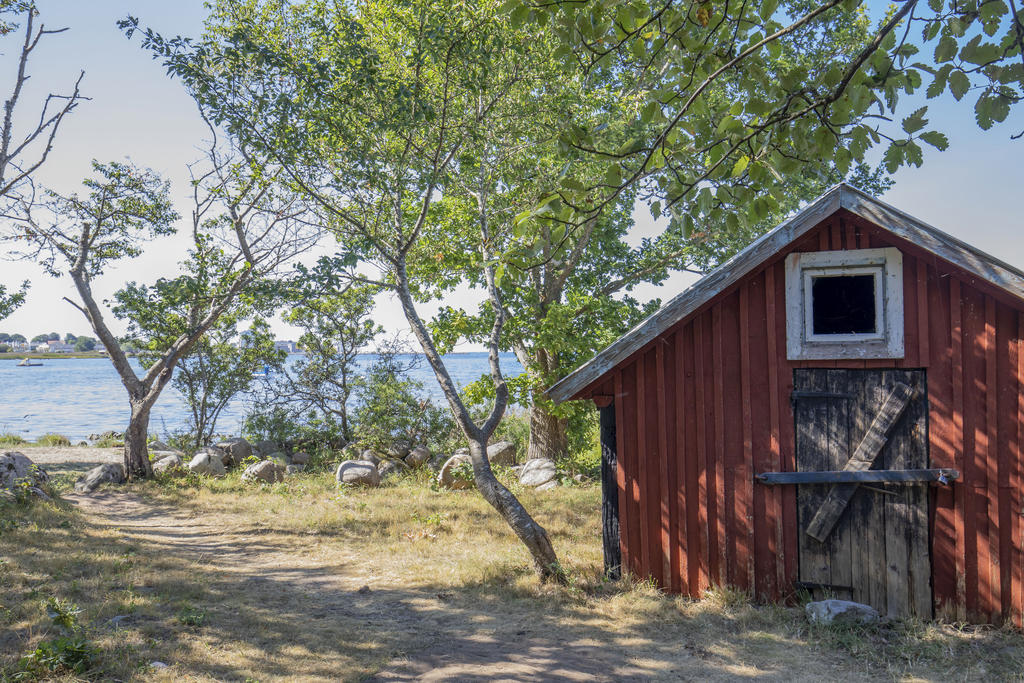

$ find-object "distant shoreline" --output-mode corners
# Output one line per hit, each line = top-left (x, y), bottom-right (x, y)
(0, 352), (113, 360)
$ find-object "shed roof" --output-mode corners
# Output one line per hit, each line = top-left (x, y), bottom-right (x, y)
(548, 183), (1024, 404)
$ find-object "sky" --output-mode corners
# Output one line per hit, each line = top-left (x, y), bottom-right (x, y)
(0, 1), (1021, 347)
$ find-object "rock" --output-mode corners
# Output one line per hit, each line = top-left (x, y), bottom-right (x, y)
(152, 453), (183, 473)
(518, 458), (557, 488)
(572, 473), (588, 484)
(194, 446), (226, 466)
(77, 441), (88, 447)
(486, 441), (517, 466)
(89, 430), (123, 442)
(336, 460), (381, 487)
(341, 444), (362, 460)
(535, 480), (559, 491)
(242, 460), (285, 484)
(405, 446), (430, 468)
(285, 464), (305, 476)
(386, 440), (412, 459)
(74, 463), (125, 494)
(150, 449), (186, 463)
(215, 438), (252, 467)
(252, 439), (279, 458)
(290, 451), (310, 465)
(438, 453), (474, 490)
(377, 460), (400, 478)
(187, 452), (226, 477)
(805, 599), (880, 626)
(150, 661), (169, 670)
(360, 449), (382, 466)
(267, 451), (291, 468)
(1, 451), (48, 490)
(149, 439), (171, 451)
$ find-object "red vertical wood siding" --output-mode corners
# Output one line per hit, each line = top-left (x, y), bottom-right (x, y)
(596, 210), (1024, 624)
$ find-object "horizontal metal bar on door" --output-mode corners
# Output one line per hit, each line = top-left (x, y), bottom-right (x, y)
(755, 468), (960, 485)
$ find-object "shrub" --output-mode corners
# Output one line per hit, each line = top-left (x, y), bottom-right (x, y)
(35, 434), (71, 447)
(15, 635), (99, 678)
(0, 432), (27, 446)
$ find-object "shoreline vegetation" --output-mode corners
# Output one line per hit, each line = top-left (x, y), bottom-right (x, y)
(0, 352), (112, 360)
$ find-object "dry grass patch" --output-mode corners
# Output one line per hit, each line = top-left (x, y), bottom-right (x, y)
(2, 465), (1023, 681)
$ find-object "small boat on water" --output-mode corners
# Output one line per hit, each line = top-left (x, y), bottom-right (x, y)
(16, 358), (42, 367)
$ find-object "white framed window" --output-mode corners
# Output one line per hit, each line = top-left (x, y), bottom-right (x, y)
(785, 247), (903, 360)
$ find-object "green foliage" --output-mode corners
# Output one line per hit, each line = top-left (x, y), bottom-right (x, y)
(269, 285), (381, 444)
(35, 433), (70, 447)
(0, 433), (26, 446)
(513, 0), (1023, 233)
(0, 281), (27, 320)
(13, 635), (98, 679)
(72, 336), (96, 352)
(18, 161), (178, 279)
(170, 317), (284, 450)
(352, 341), (458, 454)
(176, 604), (207, 627)
(12, 595), (98, 680)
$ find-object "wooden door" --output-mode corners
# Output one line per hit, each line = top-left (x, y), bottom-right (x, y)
(794, 368), (931, 618)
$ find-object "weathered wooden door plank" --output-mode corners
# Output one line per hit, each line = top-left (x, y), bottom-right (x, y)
(805, 381), (916, 542)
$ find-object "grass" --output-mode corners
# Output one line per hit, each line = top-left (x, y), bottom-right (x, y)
(2, 461), (1023, 681)
(0, 433), (27, 446)
(33, 433), (72, 447)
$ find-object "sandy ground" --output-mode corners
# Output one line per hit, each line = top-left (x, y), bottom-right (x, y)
(10, 445), (122, 475)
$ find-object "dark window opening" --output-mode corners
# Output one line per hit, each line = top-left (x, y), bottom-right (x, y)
(811, 274), (876, 335)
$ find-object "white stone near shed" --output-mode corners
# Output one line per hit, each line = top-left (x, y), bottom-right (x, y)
(805, 599), (879, 625)
(518, 458), (557, 488)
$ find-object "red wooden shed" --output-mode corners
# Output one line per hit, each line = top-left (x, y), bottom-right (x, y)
(549, 184), (1024, 624)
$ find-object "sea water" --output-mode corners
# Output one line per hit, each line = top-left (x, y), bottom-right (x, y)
(0, 352), (523, 442)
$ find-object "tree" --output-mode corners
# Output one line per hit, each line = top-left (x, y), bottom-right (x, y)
(1, 1), (85, 205)
(420, 1), (895, 463)
(73, 336), (95, 352)
(507, 0), (1022, 238)
(262, 284), (382, 445)
(0, 281), (26, 319)
(4, 149), (317, 478)
(128, 0), (567, 579)
(169, 317), (284, 450)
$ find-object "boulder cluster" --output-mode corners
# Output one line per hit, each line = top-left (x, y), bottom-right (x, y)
(149, 437), (312, 484)
(66, 435), (564, 494)
(334, 439), (559, 491)
(1, 451), (50, 500)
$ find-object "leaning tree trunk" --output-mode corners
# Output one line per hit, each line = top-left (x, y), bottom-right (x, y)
(468, 438), (562, 580)
(123, 399), (154, 480)
(526, 400), (569, 462)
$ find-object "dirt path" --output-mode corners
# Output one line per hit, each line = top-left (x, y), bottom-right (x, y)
(65, 490), (669, 682)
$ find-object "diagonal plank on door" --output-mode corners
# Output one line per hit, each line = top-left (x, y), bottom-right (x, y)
(806, 381), (915, 542)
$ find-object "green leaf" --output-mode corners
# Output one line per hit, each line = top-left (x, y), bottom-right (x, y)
(882, 143), (904, 173)
(918, 131), (949, 150)
(731, 155), (750, 178)
(901, 106), (928, 134)
(948, 70), (970, 100)
(934, 35), (957, 62)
